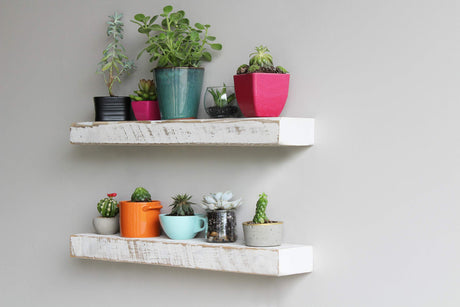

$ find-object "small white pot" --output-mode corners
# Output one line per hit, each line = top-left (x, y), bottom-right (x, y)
(93, 216), (119, 235)
(242, 221), (283, 247)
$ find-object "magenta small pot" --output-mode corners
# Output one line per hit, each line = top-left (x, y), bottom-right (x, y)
(131, 100), (161, 121)
(233, 73), (290, 117)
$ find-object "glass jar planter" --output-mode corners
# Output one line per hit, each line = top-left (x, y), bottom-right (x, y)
(203, 85), (241, 118)
(206, 209), (237, 243)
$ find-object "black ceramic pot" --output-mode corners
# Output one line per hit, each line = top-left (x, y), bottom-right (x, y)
(94, 96), (134, 121)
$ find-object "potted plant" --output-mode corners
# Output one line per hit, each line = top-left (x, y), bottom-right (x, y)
(93, 193), (120, 235)
(201, 191), (242, 243)
(203, 84), (241, 118)
(131, 5), (222, 120)
(95, 12), (135, 121)
(130, 79), (160, 120)
(118, 187), (162, 238)
(242, 193), (283, 247)
(233, 45), (289, 117)
(160, 194), (207, 240)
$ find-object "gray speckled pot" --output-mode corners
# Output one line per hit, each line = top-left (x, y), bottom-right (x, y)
(242, 221), (283, 247)
(93, 216), (119, 235)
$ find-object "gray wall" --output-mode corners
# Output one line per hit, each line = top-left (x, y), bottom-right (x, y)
(1, 0), (459, 306)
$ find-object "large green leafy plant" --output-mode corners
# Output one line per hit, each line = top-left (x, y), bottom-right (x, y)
(97, 12), (134, 96)
(131, 5), (222, 68)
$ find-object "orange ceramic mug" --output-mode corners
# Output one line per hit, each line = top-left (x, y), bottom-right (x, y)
(119, 201), (162, 237)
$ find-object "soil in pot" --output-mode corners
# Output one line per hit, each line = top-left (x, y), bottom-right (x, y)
(205, 106), (240, 118)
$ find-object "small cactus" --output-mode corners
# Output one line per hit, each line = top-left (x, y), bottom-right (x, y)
(97, 193), (119, 217)
(252, 192), (269, 224)
(169, 194), (195, 216)
(236, 45), (288, 74)
(131, 187), (152, 202)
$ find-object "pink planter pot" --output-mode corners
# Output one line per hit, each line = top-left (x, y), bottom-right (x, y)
(131, 100), (161, 120)
(233, 73), (290, 117)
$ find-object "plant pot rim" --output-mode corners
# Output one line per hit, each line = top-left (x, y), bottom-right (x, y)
(234, 72), (290, 76)
(119, 200), (162, 207)
(131, 100), (157, 103)
(242, 221), (283, 226)
(94, 215), (119, 219)
(94, 96), (131, 99)
(205, 209), (237, 212)
(155, 67), (204, 70)
(160, 213), (204, 217)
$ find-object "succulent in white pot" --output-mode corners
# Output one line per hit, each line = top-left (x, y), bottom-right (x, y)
(201, 191), (242, 243)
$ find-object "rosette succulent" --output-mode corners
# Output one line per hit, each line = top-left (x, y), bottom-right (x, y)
(97, 193), (119, 217)
(130, 79), (157, 101)
(201, 191), (242, 210)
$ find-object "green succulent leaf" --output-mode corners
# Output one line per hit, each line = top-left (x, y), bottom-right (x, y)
(163, 5), (173, 14)
(210, 43), (222, 50)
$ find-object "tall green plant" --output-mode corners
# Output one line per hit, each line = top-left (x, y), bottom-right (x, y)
(97, 12), (134, 96)
(131, 5), (222, 68)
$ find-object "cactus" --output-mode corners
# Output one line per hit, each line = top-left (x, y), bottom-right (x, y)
(236, 45), (288, 75)
(169, 194), (195, 216)
(201, 191), (242, 210)
(131, 187), (152, 202)
(97, 193), (119, 217)
(130, 79), (157, 101)
(252, 192), (269, 224)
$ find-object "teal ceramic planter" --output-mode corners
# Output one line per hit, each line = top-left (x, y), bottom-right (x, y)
(155, 67), (204, 119)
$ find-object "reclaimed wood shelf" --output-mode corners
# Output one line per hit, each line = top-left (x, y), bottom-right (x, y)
(69, 117), (315, 146)
(70, 233), (313, 276)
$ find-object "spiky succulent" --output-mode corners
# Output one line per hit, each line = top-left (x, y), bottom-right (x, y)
(131, 187), (152, 202)
(201, 191), (242, 210)
(252, 192), (269, 224)
(207, 84), (236, 107)
(130, 79), (157, 101)
(97, 193), (119, 217)
(169, 194), (195, 216)
(236, 45), (288, 75)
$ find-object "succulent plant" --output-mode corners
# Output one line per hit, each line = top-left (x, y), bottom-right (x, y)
(130, 79), (157, 101)
(207, 84), (236, 108)
(97, 12), (135, 96)
(236, 45), (288, 75)
(168, 194), (195, 216)
(201, 191), (242, 210)
(252, 192), (269, 224)
(97, 193), (119, 217)
(131, 187), (152, 202)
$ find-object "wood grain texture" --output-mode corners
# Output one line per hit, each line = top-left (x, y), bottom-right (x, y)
(70, 234), (313, 276)
(69, 117), (315, 146)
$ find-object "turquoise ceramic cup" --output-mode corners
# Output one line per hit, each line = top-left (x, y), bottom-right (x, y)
(154, 67), (204, 120)
(159, 214), (207, 240)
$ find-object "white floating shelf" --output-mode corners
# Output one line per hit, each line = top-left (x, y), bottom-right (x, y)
(70, 234), (313, 276)
(70, 117), (314, 146)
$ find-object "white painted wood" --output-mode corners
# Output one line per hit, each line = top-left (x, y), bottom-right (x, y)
(69, 117), (314, 146)
(70, 233), (313, 276)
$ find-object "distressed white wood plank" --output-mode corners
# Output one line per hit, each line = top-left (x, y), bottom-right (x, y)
(70, 234), (313, 276)
(69, 117), (314, 146)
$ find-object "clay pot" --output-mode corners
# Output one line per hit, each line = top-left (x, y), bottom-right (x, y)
(119, 201), (162, 237)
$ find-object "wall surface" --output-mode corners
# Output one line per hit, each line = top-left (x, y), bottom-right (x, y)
(1, 0), (459, 306)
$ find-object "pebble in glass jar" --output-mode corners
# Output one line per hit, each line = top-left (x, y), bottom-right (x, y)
(201, 191), (242, 243)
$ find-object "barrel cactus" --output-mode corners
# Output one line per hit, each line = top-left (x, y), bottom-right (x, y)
(97, 193), (119, 217)
(168, 194), (195, 216)
(252, 192), (269, 224)
(131, 187), (152, 202)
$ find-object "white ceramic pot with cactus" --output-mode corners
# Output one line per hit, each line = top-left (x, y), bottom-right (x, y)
(93, 193), (120, 235)
(201, 191), (242, 243)
(242, 193), (283, 247)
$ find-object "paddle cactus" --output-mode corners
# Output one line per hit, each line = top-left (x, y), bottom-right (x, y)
(97, 193), (119, 217)
(169, 194), (195, 216)
(252, 192), (269, 224)
(201, 191), (242, 210)
(131, 187), (152, 202)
